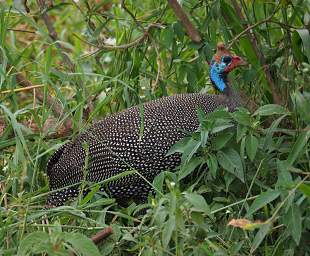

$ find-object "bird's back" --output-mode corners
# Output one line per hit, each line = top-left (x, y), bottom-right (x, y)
(46, 93), (235, 206)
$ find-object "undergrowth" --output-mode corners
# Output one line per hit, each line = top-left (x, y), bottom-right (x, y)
(1, 1), (310, 255)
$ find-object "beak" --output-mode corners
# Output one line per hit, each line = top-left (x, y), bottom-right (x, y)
(234, 56), (247, 66)
(224, 55), (247, 72)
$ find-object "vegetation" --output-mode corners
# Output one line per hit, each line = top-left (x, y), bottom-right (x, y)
(0, 0), (309, 255)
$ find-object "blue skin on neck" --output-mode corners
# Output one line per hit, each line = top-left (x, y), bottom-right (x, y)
(210, 59), (229, 92)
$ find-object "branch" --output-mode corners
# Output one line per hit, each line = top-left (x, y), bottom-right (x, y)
(167, 0), (202, 43)
(80, 24), (163, 58)
(228, 14), (275, 49)
(121, 0), (144, 30)
(229, 1), (282, 105)
(37, 0), (75, 71)
(91, 226), (113, 245)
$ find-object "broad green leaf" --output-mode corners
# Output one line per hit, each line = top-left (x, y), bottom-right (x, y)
(178, 157), (203, 181)
(80, 184), (100, 205)
(153, 171), (165, 193)
(283, 205), (302, 245)
(232, 110), (251, 126)
(262, 114), (287, 150)
(217, 148), (244, 182)
(236, 124), (248, 142)
(18, 232), (53, 255)
(211, 132), (233, 151)
(162, 215), (175, 248)
(287, 130), (310, 165)
(166, 137), (192, 156)
(206, 108), (231, 120)
(207, 153), (218, 178)
(64, 233), (101, 256)
(253, 104), (288, 116)
(245, 134), (258, 161)
(211, 123), (234, 133)
(180, 138), (201, 163)
(246, 190), (280, 217)
(299, 184), (310, 198)
(276, 160), (293, 189)
(161, 26), (174, 49)
(296, 29), (310, 63)
(251, 223), (272, 253)
(185, 193), (211, 214)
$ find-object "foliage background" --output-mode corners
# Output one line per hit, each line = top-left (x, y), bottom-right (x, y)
(0, 0), (309, 255)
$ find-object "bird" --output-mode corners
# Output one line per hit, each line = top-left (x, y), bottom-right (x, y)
(45, 43), (247, 207)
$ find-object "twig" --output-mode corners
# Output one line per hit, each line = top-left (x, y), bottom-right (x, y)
(91, 226), (113, 245)
(7, 28), (36, 34)
(121, 0), (144, 30)
(81, 24), (163, 58)
(229, 1), (282, 105)
(167, 0), (201, 43)
(0, 84), (45, 94)
(37, 0), (75, 71)
(228, 14), (275, 49)
(23, 0), (30, 13)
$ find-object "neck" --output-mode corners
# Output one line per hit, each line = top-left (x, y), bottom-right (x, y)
(212, 75), (241, 109)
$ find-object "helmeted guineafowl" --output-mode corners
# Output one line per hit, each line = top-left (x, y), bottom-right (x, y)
(46, 43), (247, 207)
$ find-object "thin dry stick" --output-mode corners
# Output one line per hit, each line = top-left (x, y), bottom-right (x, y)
(81, 24), (163, 58)
(0, 84), (45, 94)
(121, 0), (144, 30)
(37, 0), (75, 71)
(7, 28), (35, 34)
(167, 0), (202, 43)
(228, 14), (277, 49)
(91, 226), (113, 245)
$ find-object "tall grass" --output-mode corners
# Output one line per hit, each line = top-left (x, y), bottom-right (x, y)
(0, 1), (309, 255)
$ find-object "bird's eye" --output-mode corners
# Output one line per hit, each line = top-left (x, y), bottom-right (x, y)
(222, 56), (232, 64)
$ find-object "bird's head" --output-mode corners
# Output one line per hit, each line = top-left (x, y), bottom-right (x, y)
(209, 42), (247, 93)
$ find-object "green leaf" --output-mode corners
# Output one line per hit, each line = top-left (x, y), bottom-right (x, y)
(185, 193), (211, 214)
(245, 134), (258, 161)
(206, 108), (231, 120)
(299, 184), (310, 198)
(65, 232), (101, 256)
(276, 160), (293, 189)
(236, 124), (248, 142)
(251, 223), (272, 253)
(283, 205), (302, 245)
(153, 172), (165, 193)
(232, 110), (251, 126)
(246, 190), (280, 217)
(253, 104), (288, 116)
(162, 215), (175, 248)
(161, 26), (174, 49)
(262, 114), (287, 150)
(181, 138), (201, 163)
(211, 132), (233, 151)
(287, 130), (310, 165)
(296, 29), (310, 63)
(18, 232), (52, 255)
(166, 137), (192, 156)
(207, 153), (218, 178)
(217, 148), (244, 182)
(80, 184), (100, 205)
(178, 157), (203, 181)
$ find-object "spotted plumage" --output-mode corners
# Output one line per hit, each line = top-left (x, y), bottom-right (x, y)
(46, 43), (247, 207)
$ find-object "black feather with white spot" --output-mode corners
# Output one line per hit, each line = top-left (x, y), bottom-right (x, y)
(46, 92), (241, 207)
